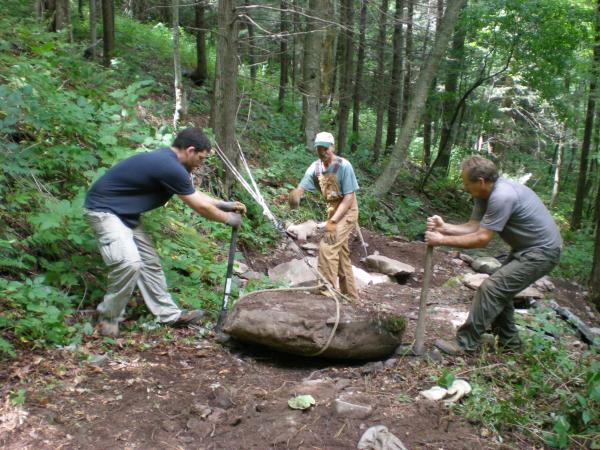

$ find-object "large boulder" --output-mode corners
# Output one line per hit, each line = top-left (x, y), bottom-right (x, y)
(222, 290), (405, 360)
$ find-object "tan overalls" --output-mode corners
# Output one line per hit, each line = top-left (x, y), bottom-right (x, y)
(315, 158), (359, 300)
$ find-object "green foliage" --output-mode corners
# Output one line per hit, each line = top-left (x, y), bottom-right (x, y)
(457, 305), (599, 448)
(437, 369), (456, 389)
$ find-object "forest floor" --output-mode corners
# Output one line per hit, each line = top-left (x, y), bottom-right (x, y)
(0, 230), (597, 450)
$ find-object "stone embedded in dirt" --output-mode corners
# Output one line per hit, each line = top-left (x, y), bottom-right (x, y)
(353, 267), (394, 290)
(190, 402), (212, 418)
(384, 358), (397, 368)
(463, 273), (544, 299)
(534, 276), (555, 292)
(471, 256), (502, 274)
(186, 417), (212, 434)
(514, 286), (544, 299)
(459, 253), (474, 264)
(286, 220), (318, 241)
(360, 361), (384, 375)
(462, 273), (489, 289)
(222, 290), (406, 359)
(162, 420), (178, 432)
(240, 270), (263, 281)
(364, 254), (415, 278)
(268, 258), (318, 287)
(207, 408), (226, 423)
(357, 425), (409, 450)
(233, 261), (249, 275)
(301, 242), (319, 251)
(87, 354), (109, 367)
(333, 399), (372, 419)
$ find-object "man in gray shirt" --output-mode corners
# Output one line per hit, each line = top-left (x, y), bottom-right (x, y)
(425, 156), (562, 355)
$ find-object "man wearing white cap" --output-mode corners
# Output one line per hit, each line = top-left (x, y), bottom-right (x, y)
(288, 132), (360, 300)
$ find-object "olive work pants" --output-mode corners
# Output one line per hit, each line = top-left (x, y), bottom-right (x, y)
(317, 202), (360, 301)
(456, 246), (561, 351)
(84, 210), (183, 324)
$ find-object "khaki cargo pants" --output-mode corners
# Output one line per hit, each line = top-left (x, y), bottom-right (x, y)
(316, 172), (359, 301)
(84, 210), (182, 324)
(456, 247), (561, 351)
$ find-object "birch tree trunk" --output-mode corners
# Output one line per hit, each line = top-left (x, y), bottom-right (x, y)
(214, 0), (240, 192)
(301, 0), (325, 149)
(371, 0), (389, 161)
(550, 126), (565, 208)
(172, 0), (186, 129)
(373, 0), (467, 199)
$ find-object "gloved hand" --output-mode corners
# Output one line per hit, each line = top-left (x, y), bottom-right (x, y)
(225, 212), (242, 228)
(323, 220), (337, 245)
(217, 201), (247, 215)
(288, 188), (302, 209)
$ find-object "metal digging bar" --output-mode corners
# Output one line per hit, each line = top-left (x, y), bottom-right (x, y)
(412, 245), (434, 355)
(216, 226), (238, 334)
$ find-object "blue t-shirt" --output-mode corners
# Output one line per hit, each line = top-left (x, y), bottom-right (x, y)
(299, 157), (359, 195)
(85, 148), (195, 228)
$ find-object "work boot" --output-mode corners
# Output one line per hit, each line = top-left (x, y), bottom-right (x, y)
(97, 320), (119, 338)
(481, 333), (496, 351)
(170, 309), (205, 327)
(434, 339), (466, 356)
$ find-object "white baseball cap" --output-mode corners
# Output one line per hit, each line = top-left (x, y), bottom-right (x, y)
(314, 132), (335, 149)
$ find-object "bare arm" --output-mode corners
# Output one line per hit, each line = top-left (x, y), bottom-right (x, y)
(428, 215), (480, 236)
(330, 192), (355, 223)
(426, 226), (495, 249)
(179, 191), (228, 224)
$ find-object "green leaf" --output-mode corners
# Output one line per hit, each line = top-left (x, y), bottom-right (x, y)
(288, 395), (315, 410)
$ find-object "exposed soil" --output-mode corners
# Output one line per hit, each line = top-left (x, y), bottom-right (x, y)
(1, 230), (597, 450)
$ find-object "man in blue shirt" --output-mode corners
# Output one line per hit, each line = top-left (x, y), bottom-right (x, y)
(84, 128), (246, 337)
(288, 132), (360, 300)
(425, 156), (562, 355)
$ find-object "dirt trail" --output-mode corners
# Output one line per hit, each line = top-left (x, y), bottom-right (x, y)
(1, 231), (596, 450)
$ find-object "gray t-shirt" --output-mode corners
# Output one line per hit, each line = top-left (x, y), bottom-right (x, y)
(471, 178), (562, 252)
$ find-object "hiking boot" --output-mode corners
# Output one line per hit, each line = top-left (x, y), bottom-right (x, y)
(434, 339), (466, 356)
(97, 320), (119, 338)
(481, 333), (496, 351)
(170, 309), (205, 327)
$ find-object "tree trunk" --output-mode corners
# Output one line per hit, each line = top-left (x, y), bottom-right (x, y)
(550, 127), (565, 208)
(89, 0), (98, 60)
(401, 0), (413, 126)
(78, 0), (84, 20)
(336, 0), (354, 155)
(373, 0), (467, 199)
(243, 0), (257, 83)
(592, 181), (600, 311)
(351, 0), (367, 153)
(214, 0), (240, 193)
(434, 3), (467, 175)
(320, 0), (336, 103)
(421, 0), (443, 168)
(371, 0), (389, 161)
(301, 0), (324, 149)
(278, 0), (289, 111)
(172, 0), (186, 129)
(291, 0), (301, 88)
(101, 0), (115, 67)
(571, 0), (600, 229)
(385, 0), (405, 150)
(192, 0), (208, 86)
